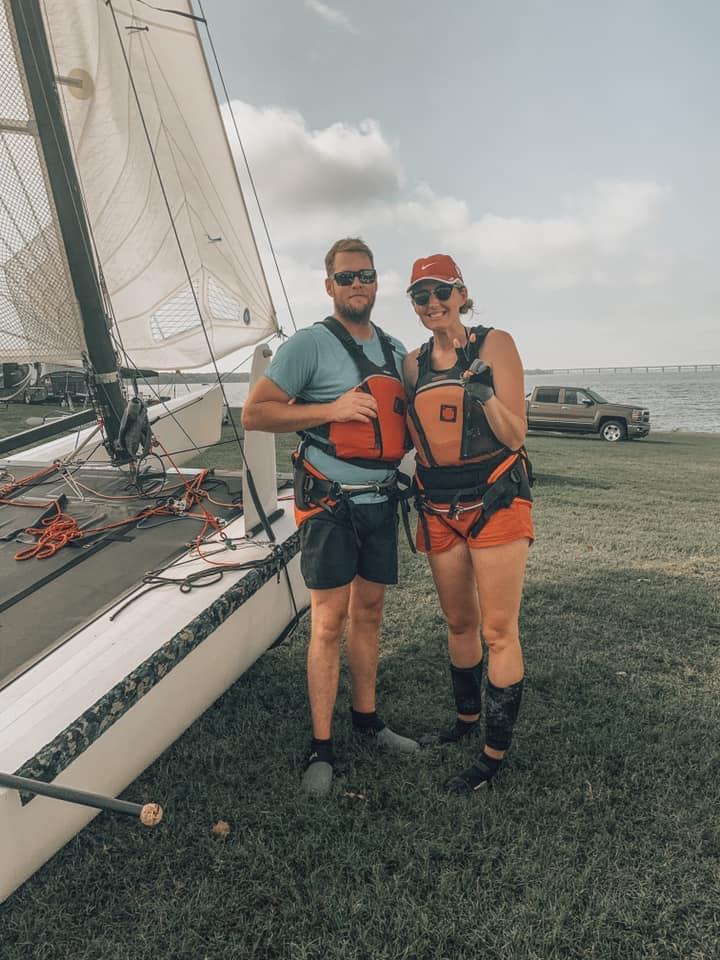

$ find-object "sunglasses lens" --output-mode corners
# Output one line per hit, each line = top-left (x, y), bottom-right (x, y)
(411, 284), (455, 306)
(333, 269), (377, 285)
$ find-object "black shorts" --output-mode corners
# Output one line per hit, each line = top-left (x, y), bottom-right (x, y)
(299, 499), (399, 590)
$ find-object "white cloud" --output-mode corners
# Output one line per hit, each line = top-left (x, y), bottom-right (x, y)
(305, 0), (357, 34)
(222, 102), (683, 364)
(408, 179), (670, 281)
(224, 102), (401, 216)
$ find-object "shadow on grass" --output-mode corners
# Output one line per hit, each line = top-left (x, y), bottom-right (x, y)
(533, 473), (614, 490)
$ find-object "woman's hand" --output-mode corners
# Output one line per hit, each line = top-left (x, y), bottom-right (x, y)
(462, 359), (495, 404)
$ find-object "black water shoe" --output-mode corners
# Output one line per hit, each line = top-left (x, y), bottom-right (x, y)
(420, 717), (481, 748)
(443, 752), (502, 795)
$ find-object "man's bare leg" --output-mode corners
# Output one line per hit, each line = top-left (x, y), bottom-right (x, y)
(345, 575), (419, 753)
(303, 584), (350, 796)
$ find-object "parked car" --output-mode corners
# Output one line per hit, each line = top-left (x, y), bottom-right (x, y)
(526, 386), (650, 442)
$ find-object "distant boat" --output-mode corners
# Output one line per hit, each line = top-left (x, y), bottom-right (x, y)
(0, 0), (306, 902)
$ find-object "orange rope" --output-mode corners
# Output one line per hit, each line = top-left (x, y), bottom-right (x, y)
(4, 448), (248, 565)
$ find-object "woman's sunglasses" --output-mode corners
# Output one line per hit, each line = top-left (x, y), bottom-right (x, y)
(332, 269), (377, 285)
(410, 283), (456, 306)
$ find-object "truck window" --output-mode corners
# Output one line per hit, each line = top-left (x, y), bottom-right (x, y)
(562, 389), (578, 405)
(535, 388), (561, 403)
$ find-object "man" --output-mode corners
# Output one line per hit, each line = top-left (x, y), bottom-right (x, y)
(242, 238), (418, 797)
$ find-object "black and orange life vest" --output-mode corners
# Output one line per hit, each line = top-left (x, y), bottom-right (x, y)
(407, 326), (532, 509)
(299, 317), (409, 469)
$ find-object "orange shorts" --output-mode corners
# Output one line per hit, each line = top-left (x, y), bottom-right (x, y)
(416, 498), (534, 554)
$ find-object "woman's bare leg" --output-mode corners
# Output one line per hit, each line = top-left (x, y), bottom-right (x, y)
(469, 538), (529, 760)
(427, 541), (482, 722)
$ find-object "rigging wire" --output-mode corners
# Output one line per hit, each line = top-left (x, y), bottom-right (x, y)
(196, 0), (298, 335)
(4, 2), (302, 635)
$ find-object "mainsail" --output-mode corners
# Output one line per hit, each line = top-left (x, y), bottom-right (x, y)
(0, 0), (88, 365)
(3, 0), (277, 373)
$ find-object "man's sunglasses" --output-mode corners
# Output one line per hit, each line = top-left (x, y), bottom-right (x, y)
(332, 269), (377, 285)
(410, 283), (456, 306)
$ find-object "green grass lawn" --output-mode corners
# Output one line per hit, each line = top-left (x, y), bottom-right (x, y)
(2, 417), (719, 959)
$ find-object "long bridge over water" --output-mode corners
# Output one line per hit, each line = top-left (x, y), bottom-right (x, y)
(525, 363), (719, 375)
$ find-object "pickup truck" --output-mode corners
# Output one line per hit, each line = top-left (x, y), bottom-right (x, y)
(525, 386), (650, 442)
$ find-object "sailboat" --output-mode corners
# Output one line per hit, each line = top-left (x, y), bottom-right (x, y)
(0, 0), (307, 902)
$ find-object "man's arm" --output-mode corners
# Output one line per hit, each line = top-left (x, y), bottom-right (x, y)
(241, 376), (379, 434)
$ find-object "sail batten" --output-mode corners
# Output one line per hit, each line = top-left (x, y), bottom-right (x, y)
(38, 0), (277, 371)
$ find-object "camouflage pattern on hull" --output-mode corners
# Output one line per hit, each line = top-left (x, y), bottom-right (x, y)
(15, 532), (301, 802)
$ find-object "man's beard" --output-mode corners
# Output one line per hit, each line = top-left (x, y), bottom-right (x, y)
(335, 292), (375, 325)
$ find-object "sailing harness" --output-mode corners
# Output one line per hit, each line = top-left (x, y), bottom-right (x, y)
(407, 325), (534, 549)
(292, 318), (413, 545)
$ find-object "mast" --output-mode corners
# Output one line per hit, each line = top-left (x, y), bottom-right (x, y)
(9, 0), (126, 456)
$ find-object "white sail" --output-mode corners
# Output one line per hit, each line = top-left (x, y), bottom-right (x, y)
(41, 0), (277, 371)
(0, 0), (88, 365)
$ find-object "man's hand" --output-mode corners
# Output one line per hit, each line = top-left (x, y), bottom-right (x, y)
(329, 387), (378, 423)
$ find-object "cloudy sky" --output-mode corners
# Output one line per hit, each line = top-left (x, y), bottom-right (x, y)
(203, 0), (719, 368)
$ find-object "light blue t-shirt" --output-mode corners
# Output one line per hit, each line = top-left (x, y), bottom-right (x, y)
(266, 320), (407, 503)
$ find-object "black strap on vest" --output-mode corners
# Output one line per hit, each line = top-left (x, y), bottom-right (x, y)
(319, 317), (401, 381)
(415, 324), (493, 386)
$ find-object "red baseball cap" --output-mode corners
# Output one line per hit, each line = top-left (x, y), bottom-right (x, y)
(407, 254), (464, 292)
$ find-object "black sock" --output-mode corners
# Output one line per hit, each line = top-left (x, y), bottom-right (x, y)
(351, 709), (385, 734)
(307, 737), (334, 767)
(479, 750), (502, 774)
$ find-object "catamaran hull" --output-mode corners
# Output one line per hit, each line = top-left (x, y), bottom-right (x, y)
(0, 509), (306, 904)
(5, 385), (224, 467)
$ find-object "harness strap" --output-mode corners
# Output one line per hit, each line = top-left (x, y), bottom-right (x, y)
(413, 450), (532, 542)
(292, 455), (408, 507)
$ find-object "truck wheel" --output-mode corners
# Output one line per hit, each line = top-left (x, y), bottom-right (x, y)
(600, 420), (625, 442)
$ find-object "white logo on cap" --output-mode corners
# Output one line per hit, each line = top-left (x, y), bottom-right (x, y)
(420, 261), (436, 271)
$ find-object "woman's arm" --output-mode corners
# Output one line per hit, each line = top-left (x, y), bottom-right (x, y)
(477, 330), (528, 451)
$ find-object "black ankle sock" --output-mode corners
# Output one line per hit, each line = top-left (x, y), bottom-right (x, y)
(351, 709), (385, 734)
(307, 738), (334, 766)
(479, 750), (502, 773)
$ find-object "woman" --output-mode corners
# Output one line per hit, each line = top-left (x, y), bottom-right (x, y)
(404, 254), (534, 794)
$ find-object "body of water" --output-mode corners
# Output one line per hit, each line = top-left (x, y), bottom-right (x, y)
(155, 369), (720, 434)
(524, 370), (720, 433)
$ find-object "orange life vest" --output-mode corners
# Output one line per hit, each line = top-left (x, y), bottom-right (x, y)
(407, 326), (508, 471)
(407, 326), (533, 517)
(299, 317), (409, 469)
